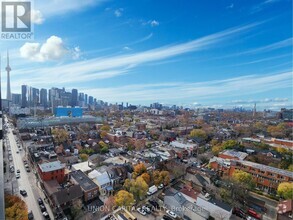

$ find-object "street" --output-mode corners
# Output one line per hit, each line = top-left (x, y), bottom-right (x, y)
(5, 116), (53, 220)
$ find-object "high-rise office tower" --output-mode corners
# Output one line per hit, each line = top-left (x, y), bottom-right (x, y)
(30, 87), (39, 107)
(71, 89), (78, 107)
(12, 93), (21, 106)
(88, 96), (93, 105)
(6, 51), (11, 101)
(85, 94), (88, 105)
(21, 85), (28, 107)
(40, 88), (48, 108)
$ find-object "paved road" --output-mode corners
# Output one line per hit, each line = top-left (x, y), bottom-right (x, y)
(6, 120), (44, 219)
(5, 118), (45, 220)
(249, 192), (278, 220)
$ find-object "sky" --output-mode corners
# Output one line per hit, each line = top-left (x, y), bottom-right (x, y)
(0, 0), (292, 110)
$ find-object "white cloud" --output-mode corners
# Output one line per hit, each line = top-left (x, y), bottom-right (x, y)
(14, 22), (259, 85)
(114, 8), (123, 17)
(31, 10), (44, 24)
(150, 20), (159, 27)
(20, 36), (67, 62)
(72, 46), (81, 60)
(80, 71), (292, 103)
(123, 46), (132, 51)
(231, 98), (289, 104)
(142, 20), (160, 27)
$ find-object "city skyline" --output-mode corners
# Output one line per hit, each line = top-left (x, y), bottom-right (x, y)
(0, 0), (292, 110)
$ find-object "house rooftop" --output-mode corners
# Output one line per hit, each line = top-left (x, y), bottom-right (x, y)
(39, 161), (65, 173)
(220, 150), (248, 160)
(70, 170), (98, 191)
(95, 172), (110, 187)
(234, 159), (293, 178)
(208, 198), (232, 212)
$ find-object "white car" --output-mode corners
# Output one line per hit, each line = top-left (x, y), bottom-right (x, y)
(136, 207), (147, 216)
(166, 210), (177, 218)
(16, 173), (20, 179)
(158, 183), (164, 189)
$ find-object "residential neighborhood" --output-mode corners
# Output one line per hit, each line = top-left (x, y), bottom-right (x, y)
(2, 104), (293, 220)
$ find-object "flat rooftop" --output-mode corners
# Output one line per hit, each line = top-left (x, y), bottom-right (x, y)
(39, 160), (65, 172)
(70, 170), (98, 191)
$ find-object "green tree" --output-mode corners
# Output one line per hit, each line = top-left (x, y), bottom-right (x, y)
(232, 170), (255, 189)
(189, 129), (207, 140)
(277, 182), (293, 199)
(100, 125), (111, 132)
(287, 164), (293, 172)
(123, 177), (148, 201)
(70, 199), (83, 220)
(152, 170), (161, 186)
(221, 140), (238, 149)
(52, 128), (68, 144)
(160, 171), (170, 186)
(115, 190), (135, 208)
(80, 153), (89, 162)
(99, 141), (107, 148)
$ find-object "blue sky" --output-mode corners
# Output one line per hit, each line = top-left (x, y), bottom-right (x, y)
(0, 0), (292, 110)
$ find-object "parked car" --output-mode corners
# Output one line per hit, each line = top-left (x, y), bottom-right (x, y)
(16, 173), (20, 179)
(158, 184), (164, 189)
(20, 190), (27, 196)
(247, 209), (262, 220)
(233, 207), (246, 219)
(42, 211), (50, 219)
(149, 200), (159, 208)
(39, 204), (46, 212)
(38, 198), (44, 205)
(28, 211), (34, 220)
(136, 207), (147, 216)
(142, 205), (151, 214)
(17, 169), (20, 173)
(166, 210), (178, 218)
(26, 168), (31, 172)
(162, 215), (173, 220)
(16, 151), (19, 153)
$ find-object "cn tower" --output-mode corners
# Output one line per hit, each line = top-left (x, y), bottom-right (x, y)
(6, 50), (11, 101)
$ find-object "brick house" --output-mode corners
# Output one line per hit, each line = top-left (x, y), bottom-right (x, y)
(38, 161), (66, 184)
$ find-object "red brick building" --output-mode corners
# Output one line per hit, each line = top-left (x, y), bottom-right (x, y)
(38, 161), (66, 184)
(210, 157), (293, 193)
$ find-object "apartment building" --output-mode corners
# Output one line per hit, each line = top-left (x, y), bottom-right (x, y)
(210, 157), (293, 193)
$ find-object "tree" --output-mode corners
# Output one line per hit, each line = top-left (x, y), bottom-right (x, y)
(80, 153), (89, 162)
(5, 194), (28, 220)
(123, 177), (149, 201)
(133, 163), (147, 178)
(141, 173), (151, 184)
(115, 190), (135, 208)
(189, 129), (207, 140)
(70, 199), (83, 220)
(99, 141), (107, 148)
(100, 131), (107, 139)
(160, 171), (170, 186)
(277, 182), (293, 199)
(232, 170), (255, 189)
(221, 140), (238, 149)
(100, 125), (111, 132)
(288, 164), (293, 172)
(212, 145), (223, 155)
(152, 170), (161, 186)
(52, 128), (68, 144)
